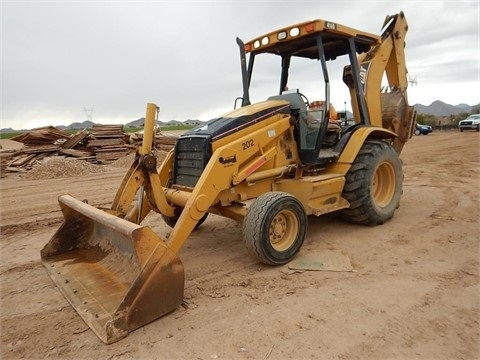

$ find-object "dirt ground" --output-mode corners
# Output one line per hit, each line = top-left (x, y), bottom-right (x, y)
(1, 131), (479, 359)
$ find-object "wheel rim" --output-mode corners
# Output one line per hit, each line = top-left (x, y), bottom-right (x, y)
(268, 210), (299, 252)
(372, 161), (396, 208)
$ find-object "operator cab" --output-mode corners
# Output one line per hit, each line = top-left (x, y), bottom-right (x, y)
(267, 90), (340, 164)
(236, 18), (379, 165)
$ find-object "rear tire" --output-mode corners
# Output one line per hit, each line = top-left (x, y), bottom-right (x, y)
(243, 192), (306, 265)
(341, 140), (403, 225)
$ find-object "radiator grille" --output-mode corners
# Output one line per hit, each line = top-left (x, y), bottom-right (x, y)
(173, 136), (211, 187)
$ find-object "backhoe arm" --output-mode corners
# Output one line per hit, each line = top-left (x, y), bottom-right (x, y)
(345, 12), (415, 153)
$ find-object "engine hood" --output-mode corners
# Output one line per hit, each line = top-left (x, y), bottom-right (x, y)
(182, 100), (290, 142)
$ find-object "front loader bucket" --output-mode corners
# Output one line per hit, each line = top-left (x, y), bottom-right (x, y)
(41, 195), (184, 344)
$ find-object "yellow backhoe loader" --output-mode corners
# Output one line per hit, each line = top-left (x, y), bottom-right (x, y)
(41, 12), (416, 343)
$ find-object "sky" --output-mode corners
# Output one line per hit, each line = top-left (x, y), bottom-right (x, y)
(1, 0), (479, 130)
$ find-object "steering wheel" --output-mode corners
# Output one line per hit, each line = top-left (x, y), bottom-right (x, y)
(298, 92), (310, 108)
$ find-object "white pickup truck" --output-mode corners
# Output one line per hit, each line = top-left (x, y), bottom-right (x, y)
(459, 114), (480, 132)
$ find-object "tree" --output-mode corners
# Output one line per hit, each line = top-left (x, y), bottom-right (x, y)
(454, 112), (471, 124)
(416, 113), (436, 126)
(471, 103), (480, 114)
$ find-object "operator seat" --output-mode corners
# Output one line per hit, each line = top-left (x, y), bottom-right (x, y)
(309, 100), (341, 132)
(268, 91), (309, 147)
(267, 91), (308, 119)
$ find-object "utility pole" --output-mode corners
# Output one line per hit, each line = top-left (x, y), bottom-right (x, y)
(83, 107), (94, 122)
(407, 74), (417, 86)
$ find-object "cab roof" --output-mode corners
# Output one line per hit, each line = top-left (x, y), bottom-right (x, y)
(244, 19), (381, 60)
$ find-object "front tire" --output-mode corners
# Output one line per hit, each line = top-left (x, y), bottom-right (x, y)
(341, 140), (403, 225)
(243, 192), (307, 265)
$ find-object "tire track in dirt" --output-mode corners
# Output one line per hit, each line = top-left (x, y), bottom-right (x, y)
(0, 132), (478, 359)
(337, 259), (479, 360)
(0, 169), (125, 227)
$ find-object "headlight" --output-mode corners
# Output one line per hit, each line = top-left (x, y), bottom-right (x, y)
(277, 31), (287, 40)
(289, 27), (300, 37)
(325, 21), (336, 30)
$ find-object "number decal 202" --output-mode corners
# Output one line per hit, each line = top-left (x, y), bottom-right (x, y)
(242, 139), (254, 150)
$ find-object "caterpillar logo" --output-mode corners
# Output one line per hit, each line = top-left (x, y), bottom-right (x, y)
(360, 62), (371, 90)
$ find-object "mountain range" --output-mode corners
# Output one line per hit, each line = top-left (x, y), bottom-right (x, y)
(53, 118), (203, 131)
(413, 100), (475, 117)
(1, 118), (202, 133)
(1, 100), (478, 133)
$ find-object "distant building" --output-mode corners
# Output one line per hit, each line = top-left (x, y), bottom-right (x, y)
(166, 120), (183, 126)
(184, 120), (202, 126)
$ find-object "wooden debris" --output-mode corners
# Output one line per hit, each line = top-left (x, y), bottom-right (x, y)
(61, 129), (89, 149)
(130, 130), (179, 151)
(8, 154), (37, 167)
(3, 123), (179, 175)
(86, 138), (124, 148)
(10, 126), (70, 146)
(155, 134), (178, 146)
(21, 145), (60, 154)
(5, 166), (28, 173)
(6, 127), (132, 173)
(91, 124), (126, 139)
(85, 124), (133, 163)
(95, 149), (132, 163)
(1, 152), (14, 177)
(59, 148), (94, 159)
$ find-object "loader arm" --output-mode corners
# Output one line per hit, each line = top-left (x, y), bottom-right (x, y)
(110, 103), (176, 222)
(109, 160), (150, 219)
(165, 111), (293, 254)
